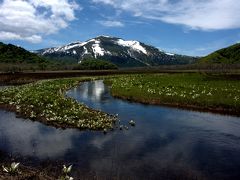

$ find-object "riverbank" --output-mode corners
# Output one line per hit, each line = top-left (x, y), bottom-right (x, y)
(0, 78), (116, 131)
(106, 73), (240, 116)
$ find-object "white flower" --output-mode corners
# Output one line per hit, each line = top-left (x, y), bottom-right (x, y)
(11, 162), (20, 171)
(63, 165), (72, 174)
(2, 166), (9, 173)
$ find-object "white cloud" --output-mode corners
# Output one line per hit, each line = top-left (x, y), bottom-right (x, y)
(0, 0), (79, 43)
(92, 0), (240, 31)
(98, 20), (124, 27)
(0, 32), (42, 43)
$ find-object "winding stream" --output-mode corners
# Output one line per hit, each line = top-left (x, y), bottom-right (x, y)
(0, 80), (240, 179)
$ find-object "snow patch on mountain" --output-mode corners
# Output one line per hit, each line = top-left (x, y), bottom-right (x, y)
(82, 46), (88, 56)
(165, 52), (175, 56)
(97, 35), (112, 38)
(116, 39), (147, 55)
(91, 40), (111, 58)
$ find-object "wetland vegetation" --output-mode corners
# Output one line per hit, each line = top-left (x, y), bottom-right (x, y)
(0, 73), (239, 134)
(106, 73), (240, 115)
(0, 77), (116, 131)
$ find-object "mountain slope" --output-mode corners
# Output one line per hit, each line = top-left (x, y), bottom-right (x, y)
(0, 42), (46, 64)
(199, 43), (240, 64)
(37, 36), (197, 67)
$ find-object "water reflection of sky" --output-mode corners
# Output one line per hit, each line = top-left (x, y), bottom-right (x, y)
(0, 80), (240, 179)
(0, 111), (78, 159)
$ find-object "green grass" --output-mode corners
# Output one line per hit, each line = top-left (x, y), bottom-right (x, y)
(0, 77), (116, 130)
(106, 73), (240, 114)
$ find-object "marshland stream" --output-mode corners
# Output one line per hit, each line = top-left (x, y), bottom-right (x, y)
(0, 80), (240, 179)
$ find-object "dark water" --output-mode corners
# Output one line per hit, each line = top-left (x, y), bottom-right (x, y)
(1, 80), (240, 179)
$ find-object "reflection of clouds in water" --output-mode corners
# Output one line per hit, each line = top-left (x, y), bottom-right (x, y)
(89, 126), (174, 173)
(92, 80), (105, 101)
(72, 80), (105, 102)
(81, 84), (89, 99)
(90, 133), (114, 149)
(88, 109), (240, 178)
(89, 131), (203, 178)
(0, 111), (78, 159)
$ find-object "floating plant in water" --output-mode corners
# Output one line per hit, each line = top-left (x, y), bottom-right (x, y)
(129, 120), (136, 126)
(103, 128), (107, 134)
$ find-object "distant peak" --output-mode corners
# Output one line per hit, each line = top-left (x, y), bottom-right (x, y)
(96, 35), (113, 38)
(67, 41), (82, 45)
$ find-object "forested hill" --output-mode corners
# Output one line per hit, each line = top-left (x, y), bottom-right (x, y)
(0, 42), (46, 64)
(199, 43), (240, 64)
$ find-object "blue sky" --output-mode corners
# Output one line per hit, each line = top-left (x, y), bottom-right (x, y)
(0, 0), (240, 56)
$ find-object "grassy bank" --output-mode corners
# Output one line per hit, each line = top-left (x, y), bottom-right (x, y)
(0, 78), (116, 130)
(106, 73), (240, 115)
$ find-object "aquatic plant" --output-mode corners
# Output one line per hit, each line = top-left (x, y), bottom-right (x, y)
(60, 164), (74, 180)
(2, 162), (20, 175)
(129, 120), (136, 126)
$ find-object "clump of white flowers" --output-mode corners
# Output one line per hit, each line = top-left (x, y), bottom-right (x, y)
(60, 165), (73, 180)
(2, 162), (20, 175)
(0, 78), (117, 131)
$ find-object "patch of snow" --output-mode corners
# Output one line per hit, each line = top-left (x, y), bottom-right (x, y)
(81, 46), (89, 57)
(73, 50), (77, 55)
(165, 52), (175, 56)
(116, 39), (147, 54)
(42, 48), (58, 55)
(92, 40), (111, 58)
(97, 35), (112, 38)
(42, 39), (97, 55)
(127, 50), (151, 66)
(62, 40), (95, 51)
(79, 39), (96, 47)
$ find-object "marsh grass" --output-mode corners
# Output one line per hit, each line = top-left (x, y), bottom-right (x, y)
(0, 77), (116, 130)
(106, 73), (240, 115)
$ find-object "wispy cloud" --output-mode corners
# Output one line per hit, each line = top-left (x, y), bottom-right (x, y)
(97, 20), (124, 27)
(0, 0), (80, 43)
(92, 0), (240, 31)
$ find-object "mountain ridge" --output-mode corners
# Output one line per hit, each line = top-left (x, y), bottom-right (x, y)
(36, 36), (197, 67)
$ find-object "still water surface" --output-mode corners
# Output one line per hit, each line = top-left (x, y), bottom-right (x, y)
(0, 80), (240, 179)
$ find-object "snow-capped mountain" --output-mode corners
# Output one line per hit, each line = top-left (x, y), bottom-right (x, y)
(36, 36), (197, 67)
